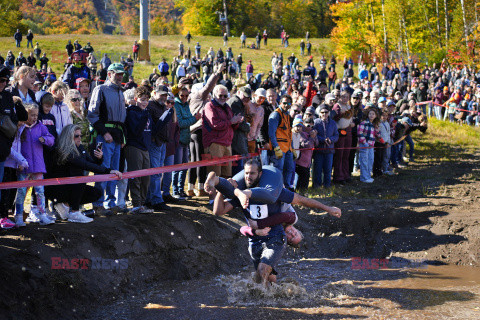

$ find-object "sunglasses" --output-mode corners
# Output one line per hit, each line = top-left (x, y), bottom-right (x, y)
(166, 100), (174, 104)
(282, 101), (292, 106)
(218, 94), (228, 99)
(74, 134), (82, 138)
(352, 96), (360, 100)
(71, 98), (81, 102)
(320, 111), (329, 114)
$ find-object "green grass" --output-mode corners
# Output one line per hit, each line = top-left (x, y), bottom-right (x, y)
(0, 34), (336, 82)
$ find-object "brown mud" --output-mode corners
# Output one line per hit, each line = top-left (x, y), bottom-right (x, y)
(0, 148), (479, 319)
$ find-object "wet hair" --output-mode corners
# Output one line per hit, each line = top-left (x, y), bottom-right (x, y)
(244, 158), (262, 172)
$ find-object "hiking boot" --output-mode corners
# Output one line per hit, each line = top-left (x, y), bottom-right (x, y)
(111, 206), (129, 215)
(68, 211), (93, 223)
(152, 202), (171, 211)
(54, 203), (70, 220)
(0, 217), (16, 229)
(195, 189), (209, 197)
(163, 194), (179, 203)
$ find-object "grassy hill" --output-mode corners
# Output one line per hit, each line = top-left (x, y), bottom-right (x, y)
(0, 34), (335, 82)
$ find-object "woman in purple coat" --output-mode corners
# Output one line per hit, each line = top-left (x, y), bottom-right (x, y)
(15, 103), (55, 226)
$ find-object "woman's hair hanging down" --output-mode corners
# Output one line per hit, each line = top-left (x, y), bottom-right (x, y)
(57, 124), (81, 165)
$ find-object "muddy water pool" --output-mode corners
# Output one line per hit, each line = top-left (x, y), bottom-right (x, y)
(89, 258), (480, 319)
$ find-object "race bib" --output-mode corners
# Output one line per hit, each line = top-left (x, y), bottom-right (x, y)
(249, 204), (268, 220)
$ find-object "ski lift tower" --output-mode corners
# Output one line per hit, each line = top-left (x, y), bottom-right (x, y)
(138, 0), (150, 61)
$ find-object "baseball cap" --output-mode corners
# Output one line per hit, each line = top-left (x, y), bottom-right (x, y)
(255, 88), (266, 98)
(155, 84), (169, 95)
(75, 77), (90, 90)
(305, 106), (315, 114)
(239, 86), (252, 98)
(387, 100), (396, 107)
(352, 89), (363, 98)
(378, 97), (387, 103)
(293, 117), (303, 127)
(325, 93), (335, 101)
(318, 104), (330, 112)
(108, 63), (125, 73)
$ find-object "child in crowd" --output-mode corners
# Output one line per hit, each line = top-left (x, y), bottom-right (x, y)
(293, 117), (317, 190)
(48, 80), (72, 136)
(124, 86), (154, 213)
(357, 107), (384, 183)
(15, 103), (55, 226)
(374, 110), (392, 177)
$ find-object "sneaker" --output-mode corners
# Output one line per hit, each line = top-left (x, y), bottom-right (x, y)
(26, 212), (40, 223)
(384, 170), (395, 176)
(15, 215), (26, 228)
(0, 217), (16, 229)
(82, 209), (95, 218)
(38, 213), (55, 225)
(152, 202), (171, 211)
(68, 211), (93, 223)
(362, 178), (374, 183)
(162, 194), (179, 203)
(195, 189), (209, 197)
(130, 206), (154, 214)
(172, 193), (186, 200)
(54, 203), (70, 220)
(186, 189), (196, 197)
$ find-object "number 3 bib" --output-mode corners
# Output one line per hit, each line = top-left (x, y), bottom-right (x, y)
(248, 204), (268, 219)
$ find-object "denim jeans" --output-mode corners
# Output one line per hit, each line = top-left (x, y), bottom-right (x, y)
(162, 154), (174, 196)
(404, 135), (414, 160)
(0, 161), (4, 204)
(94, 135), (121, 208)
(115, 159), (128, 208)
(27, 40), (33, 48)
(270, 150), (294, 187)
(16, 173), (46, 216)
(260, 149), (270, 166)
(313, 152), (334, 188)
(15, 40), (20, 47)
(147, 143), (166, 204)
(383, 145), (391, 172)
(358, 143), (374, 181)
(172, 144), (189, 194)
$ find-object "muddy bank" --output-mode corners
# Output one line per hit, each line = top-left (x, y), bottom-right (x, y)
(0, 202), (250, 320)
(1, 149), (479, 319)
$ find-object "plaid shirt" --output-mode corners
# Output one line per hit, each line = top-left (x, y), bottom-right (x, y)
(357, 120), (384, 146)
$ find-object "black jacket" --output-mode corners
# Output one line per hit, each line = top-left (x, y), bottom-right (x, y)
(52, 144), (110, 178)
(0, 90), (28, 161)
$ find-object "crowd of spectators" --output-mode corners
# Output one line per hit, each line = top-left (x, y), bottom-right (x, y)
(2, 32), (478, 230)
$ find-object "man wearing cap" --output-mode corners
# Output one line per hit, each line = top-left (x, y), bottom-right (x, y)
(63, 50), (91, 89)
(315, 93), (335, 118)
(87, 62), (127, 214)
(145, 84), (174, 211)
(268, 94), (295, 188)
(228, 87), (252, 175)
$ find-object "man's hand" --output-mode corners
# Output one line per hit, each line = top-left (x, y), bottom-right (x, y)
(328, 206), (341, 218)
(110, 170), (123, 179)
(103, 132), (113, 143)
(217, 62), (226, 74)
(274, 146), (283, 159)
(255, 227), (271, 237)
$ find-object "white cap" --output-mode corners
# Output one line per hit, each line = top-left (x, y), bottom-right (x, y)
(255, 88), (267, 98)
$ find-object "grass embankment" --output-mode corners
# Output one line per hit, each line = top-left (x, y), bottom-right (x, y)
(0, 34), (335, 81)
